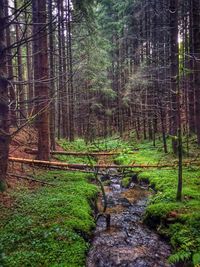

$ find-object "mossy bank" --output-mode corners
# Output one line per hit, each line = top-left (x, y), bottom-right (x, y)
(0, 171), (97, 267)
(114, 140), (200, 266)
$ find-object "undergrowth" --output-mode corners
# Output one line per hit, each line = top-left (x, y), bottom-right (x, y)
(0, 171), (98, 267)
(114, 138), (200, 266)
(58, 137), (132, 152)
(1, 137), (200, 266)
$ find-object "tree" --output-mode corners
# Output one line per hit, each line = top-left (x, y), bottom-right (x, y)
(192, 0), (200, 145)
(0, 0), (10, 191)
(32, 0), (50, 160)
(169, 0), (179, 154)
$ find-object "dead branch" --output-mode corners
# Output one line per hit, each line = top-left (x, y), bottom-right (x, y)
(9, 157), (200, 169)
(8, 173), (56, 186)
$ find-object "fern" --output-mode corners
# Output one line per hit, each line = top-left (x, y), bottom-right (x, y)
(169, 250), (191, 263)
(193, 253), (200, 266)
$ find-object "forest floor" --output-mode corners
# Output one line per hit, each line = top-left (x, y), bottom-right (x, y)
(0, 134), (200, 266)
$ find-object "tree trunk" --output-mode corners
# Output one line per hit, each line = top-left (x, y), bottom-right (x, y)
(192, 0), (200, 145)
(48, 0), (56, 149)
(67, 0), (75, 141)
(169, 0), (179, 154)
(14, 0), (25, 124)
(188, 0), (195, 134)
(5, 0), (16, 125)
(32, 0), (50, 160)
(0, 0), (10, 191)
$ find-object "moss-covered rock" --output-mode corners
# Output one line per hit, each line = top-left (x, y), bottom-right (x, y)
(121, 177), (132, 188)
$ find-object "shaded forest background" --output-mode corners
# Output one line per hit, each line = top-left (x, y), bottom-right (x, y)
(1, 0), (200, 189)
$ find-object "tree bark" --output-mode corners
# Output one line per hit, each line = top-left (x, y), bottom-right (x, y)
(169, 0), (179, 154)
(32, 0), (50, 160)
(0, 0), (10, 191)
(48, 0), (56, 149)
(192, 0), (200, 145)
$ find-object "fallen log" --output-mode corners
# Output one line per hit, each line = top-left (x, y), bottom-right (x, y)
(8, 173), (56, 186)
(24, 148), (137, 156)
(9, 157), (200, 169)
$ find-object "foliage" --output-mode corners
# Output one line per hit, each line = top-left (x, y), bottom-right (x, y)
(59, 137), (132, 152)
(0, 180), (7, 192)
(121, 176), (132, 188)
(0, 171), (98, 267)
(114, 138), (200, 265)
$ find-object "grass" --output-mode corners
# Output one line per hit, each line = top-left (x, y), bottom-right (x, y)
(114, 138), (200, 265)
(1, 137), (200, 266)
(0, 171), (98, 267)
(58, 137), (132, 152)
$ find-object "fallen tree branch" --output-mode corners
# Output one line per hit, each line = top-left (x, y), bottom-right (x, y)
(8, 173), (56, 186)
(9, 157), (200, 169)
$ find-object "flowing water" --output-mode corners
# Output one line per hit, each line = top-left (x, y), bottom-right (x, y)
(87, 171), (174, 267)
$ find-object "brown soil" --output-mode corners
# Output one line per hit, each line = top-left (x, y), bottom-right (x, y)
(121, 187), (149, 204)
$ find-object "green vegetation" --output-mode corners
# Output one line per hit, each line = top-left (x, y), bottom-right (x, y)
(56, 154), (96, 166)
(59, 137), (131, 152)
(0, 171), (98, 267)
(1, 137), (200, 266)
(121, 176), (132, 188)
(0, 180), (7, 193)
(114, 139), (200, 265)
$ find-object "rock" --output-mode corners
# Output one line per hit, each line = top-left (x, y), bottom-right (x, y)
(108, 168), (119, 176)
(111, 184), (121, 191)
(100, 174), (110, 182)
(119, 197), (131, 207)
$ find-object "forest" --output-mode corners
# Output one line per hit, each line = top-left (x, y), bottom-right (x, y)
(0, 0), (200, 266)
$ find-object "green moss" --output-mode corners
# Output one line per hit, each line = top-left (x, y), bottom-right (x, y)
(121, 177), (132, 188)
(103, 180), (111, 186)
(55, 155), (96, 165)
(0, 180), (7, 192)
(58, 137), (132, 153)
(0, 171), (98, 267)
(114, 139), (200, 265)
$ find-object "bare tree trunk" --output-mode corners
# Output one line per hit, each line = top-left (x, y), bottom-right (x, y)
(169, 0), (179, 154)
(192, 0), (200, 145)
(67, 0), (75, 141)
(0, 0), (10, 191)
(188, 0), (195, 134)
(48, 0), (56, 149)
(32, 0), (50, 160)
(5, 0), (16, 125)
(25, 13), (34, 117)
(14, 0), (25, 124)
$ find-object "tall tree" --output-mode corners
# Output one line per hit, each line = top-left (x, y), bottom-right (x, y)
(0, 0), (10, 191)
(192, 0), (200, 145)
(169, 0), (179, 154)
(32, 0), (50, 160)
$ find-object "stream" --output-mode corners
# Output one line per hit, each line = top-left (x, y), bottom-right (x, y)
(87, 170), (174, 267)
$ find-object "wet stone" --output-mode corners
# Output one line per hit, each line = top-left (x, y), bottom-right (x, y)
(119, 197), (131, 207)
(111, 184), (121, 191)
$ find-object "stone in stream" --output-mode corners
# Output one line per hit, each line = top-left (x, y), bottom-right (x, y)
(108, 168), (119, 176)
(111, 184), (121, 191)
(119, 197), (132, 207)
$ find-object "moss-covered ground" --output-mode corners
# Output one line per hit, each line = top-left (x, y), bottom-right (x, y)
(114, 139), (200, 266)
(1, 137), (200, 266)
(0, 169), (97, 267)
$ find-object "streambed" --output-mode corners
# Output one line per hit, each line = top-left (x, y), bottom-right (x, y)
(87, 171), (174, 267)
